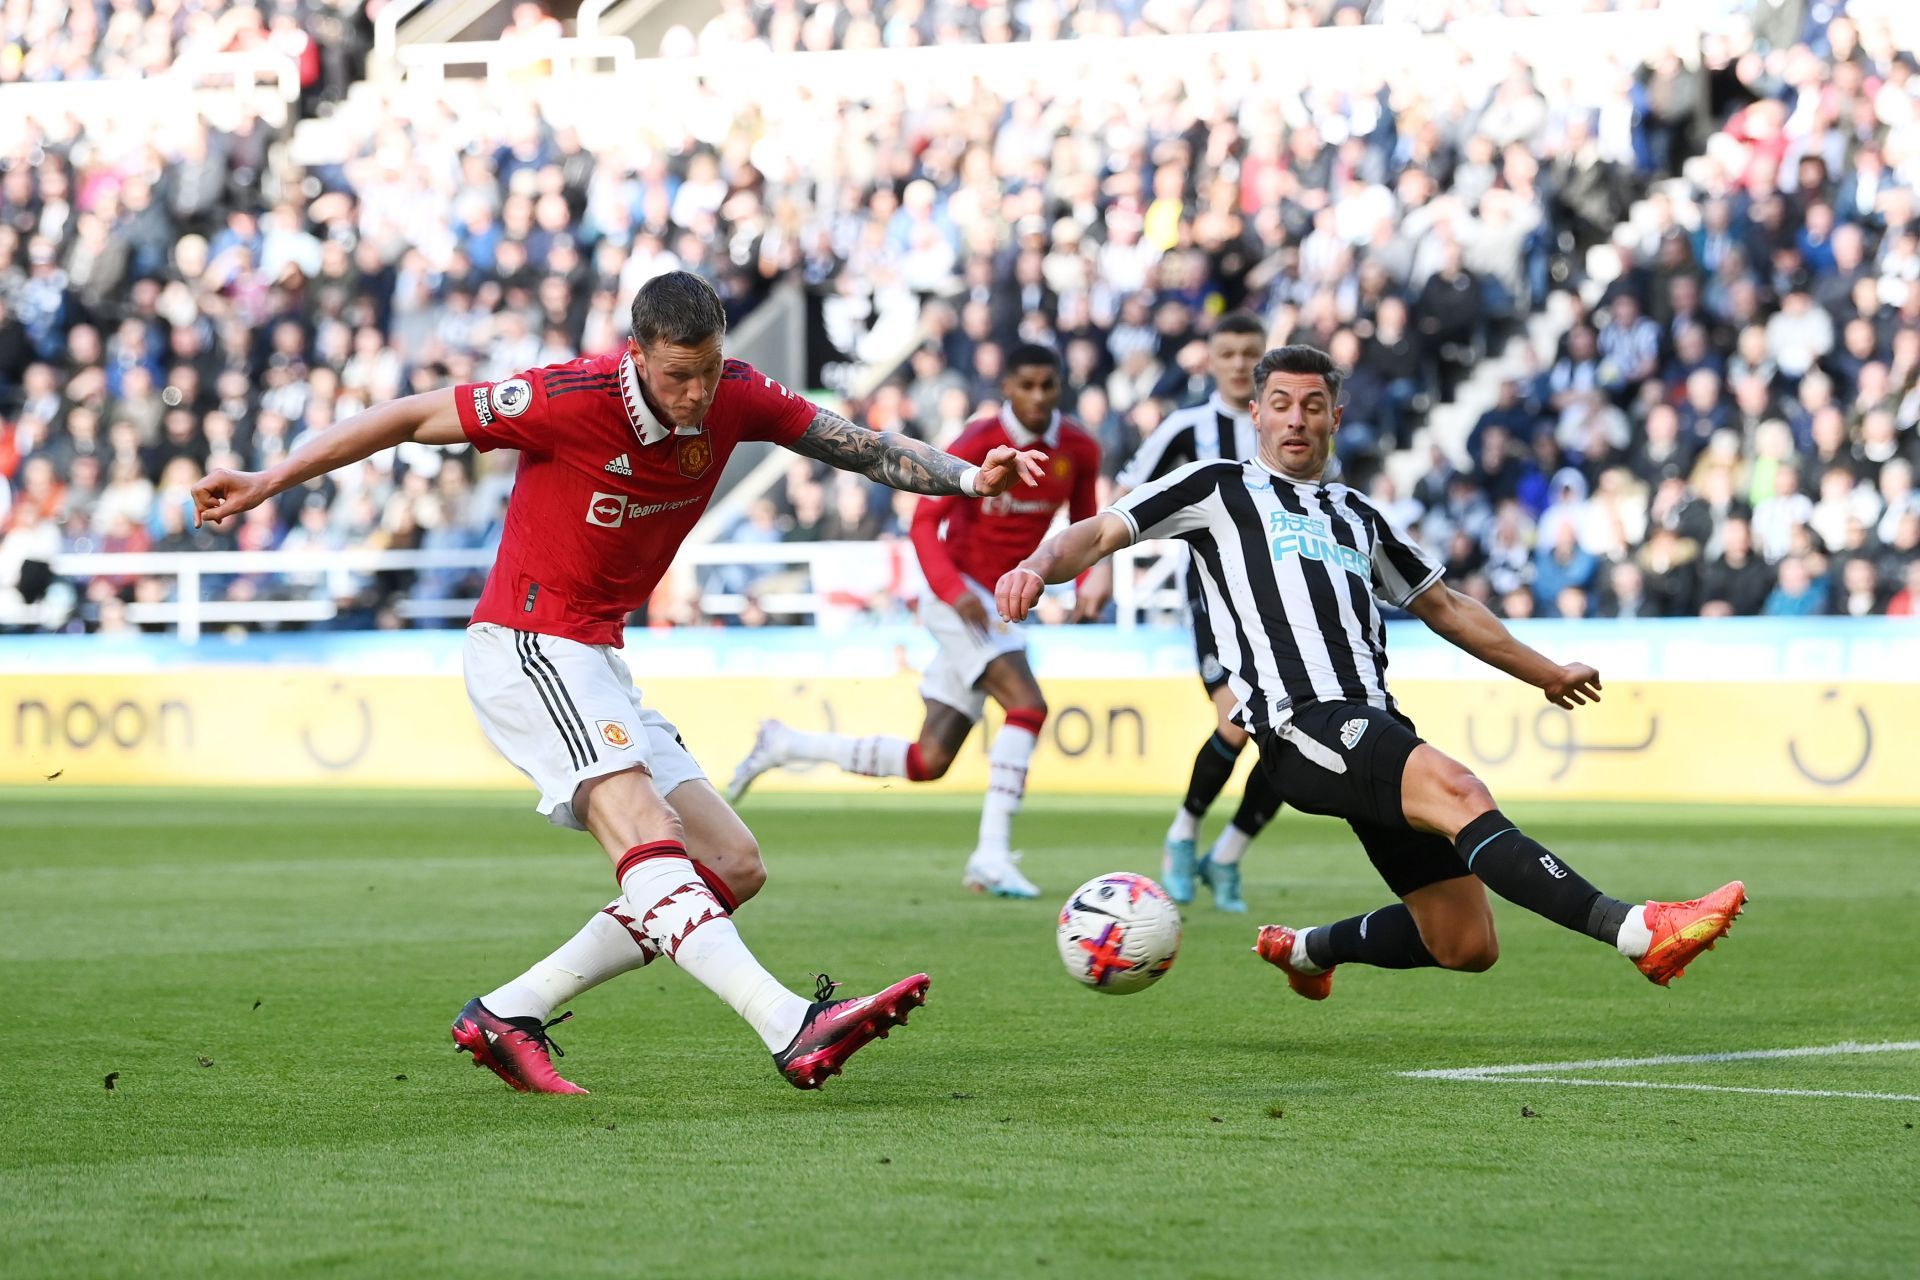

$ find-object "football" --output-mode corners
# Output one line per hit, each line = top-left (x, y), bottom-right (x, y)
(1056, 873), (1182, 995)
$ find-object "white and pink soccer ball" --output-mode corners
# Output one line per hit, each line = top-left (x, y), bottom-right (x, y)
(1056, 872), (1182, 995)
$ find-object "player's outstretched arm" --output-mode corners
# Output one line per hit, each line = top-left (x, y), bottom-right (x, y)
(192, 389), (467, 527)
(995, 513), (1134, 622)
(1406, 584), (1602, 709)
(791, 406), (1044, 496)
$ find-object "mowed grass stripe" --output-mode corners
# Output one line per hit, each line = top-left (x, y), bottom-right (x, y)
(1, 791), (1915, 1278)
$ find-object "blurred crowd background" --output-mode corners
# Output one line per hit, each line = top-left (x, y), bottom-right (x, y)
(2, 0), (1918, 633)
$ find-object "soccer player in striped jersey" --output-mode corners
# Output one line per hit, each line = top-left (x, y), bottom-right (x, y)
(1103, 311), (1282, 912)
(729, 344), (1103, 898)
(996, 344), (1746, 998)
(190, 272), (1046, 1094)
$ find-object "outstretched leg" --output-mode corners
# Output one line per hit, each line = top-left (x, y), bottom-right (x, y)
(478, 776), (774, 1026)
(1256, 720), (1742, 999)
(587, 771), (926, 1085)
(1398, 745), (1654, 955)
(1166, 684), (1249, 902)
(729, 699), (973, 801)
(479, 903), (660, 1027)
(968, 652), (1047, 898)
(1198, 763), (1283, 913)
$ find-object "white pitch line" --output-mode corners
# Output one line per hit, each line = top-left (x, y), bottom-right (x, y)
(1440, 1075), (1920, 1103)
(1400, 1039), (1920, 1081)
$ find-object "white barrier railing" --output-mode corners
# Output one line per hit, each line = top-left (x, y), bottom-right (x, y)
(394, 36), (635, 84)
(0, 49), (301, 132)
(349, 2), (1725, 107)
(9, 542), (1190, 642)
(373, 0), (434, 68)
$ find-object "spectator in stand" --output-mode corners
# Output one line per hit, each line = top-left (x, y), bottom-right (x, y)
(1531, 522), (1597, 618)
(1598, 292), (1661, 392)
(1636, 523), (1701, 617)
(1752, 465), (1816, 563)
(7, 0), (1911, 632)
(1764, 555), (1829, 617)
(1595, 560), (1653, 619)
(1887, 560), (1920, 616)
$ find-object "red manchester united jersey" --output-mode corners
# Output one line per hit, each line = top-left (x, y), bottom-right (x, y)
(911, 407), (1101, 602)
(455, 350), (817, 646)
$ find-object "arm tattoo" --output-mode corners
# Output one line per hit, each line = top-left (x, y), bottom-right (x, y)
(792, 407), (974, 494)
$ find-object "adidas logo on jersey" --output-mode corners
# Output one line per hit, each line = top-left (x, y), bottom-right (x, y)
(604, 454), (632, 476)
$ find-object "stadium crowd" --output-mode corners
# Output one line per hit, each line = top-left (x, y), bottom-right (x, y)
(0, 0), (368, 114)
(1, 0), (1918, 631)
(682, 0), (1663, 55)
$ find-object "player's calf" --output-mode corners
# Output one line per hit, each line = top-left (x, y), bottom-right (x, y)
(730, 719), (946, 802)
(975, 704), (1043, 854)
(1452, 809), (1641, 952)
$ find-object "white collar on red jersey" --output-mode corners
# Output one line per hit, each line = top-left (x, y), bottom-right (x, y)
(618, 350), (679, 446)
(998, 402), (1060, 448)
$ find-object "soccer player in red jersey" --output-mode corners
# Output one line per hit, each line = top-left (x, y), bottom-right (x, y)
(728, 344), (1102, 898)
(190, 272), (1045, 1094)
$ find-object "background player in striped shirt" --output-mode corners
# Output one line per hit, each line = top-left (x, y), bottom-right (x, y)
(1105, 311), (1281, 913)
(730, 344), (1103, 898)
(996, 344), (1747, 1002)
(190, 272), (1046, 1095)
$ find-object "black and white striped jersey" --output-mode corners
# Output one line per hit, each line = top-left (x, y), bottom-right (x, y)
(1116, 392), (1257, 626)
(1114, 391), (1257, 491)
(1107, 458), (1445, 733)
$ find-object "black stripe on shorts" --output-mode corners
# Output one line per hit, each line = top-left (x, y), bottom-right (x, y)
(516, 630), (596, 770)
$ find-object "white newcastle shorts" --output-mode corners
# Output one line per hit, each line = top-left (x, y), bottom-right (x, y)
(919, 576), (1029, 721)
(464, 622), (706, 829)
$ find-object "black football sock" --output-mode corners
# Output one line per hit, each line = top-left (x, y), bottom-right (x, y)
(1456, 809), (1631, 945)
(1303, 904), (1438, 970)
(1181, 730), (1242, 818)
(1228, 760), (1283, 837)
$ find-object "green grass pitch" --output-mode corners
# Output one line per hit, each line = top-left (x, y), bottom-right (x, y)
(2, 788), (1916, 1278)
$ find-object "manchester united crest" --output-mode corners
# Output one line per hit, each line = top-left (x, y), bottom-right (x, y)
(677, 432), (713, 478)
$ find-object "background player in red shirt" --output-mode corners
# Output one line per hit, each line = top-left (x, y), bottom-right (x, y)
(190, 272), (1045, 1095)
(728, 344), (1102, 898)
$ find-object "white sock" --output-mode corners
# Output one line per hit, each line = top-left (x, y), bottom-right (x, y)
(1168, 809), (1200, 843)
(1209, 824), (1253, 866)
(481, 900), (658, 1022)
(1290, 927), (1328, 974)
(1615, 904), (1652, 959)
(783, 729), (913, 778)
(977, 720), (1038, 853)
(619, 852), (808, 1051)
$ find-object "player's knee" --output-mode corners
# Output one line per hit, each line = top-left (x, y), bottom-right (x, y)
(1443, 768), (1497, 822)
(726, 841), (768, 901)
(1009, 697), (1048, 726)
(916, 739), (958, 779)
(1218, 721), (1250, 749)
(698, 832), (765, 903)
(1432, 932), (1500, 972)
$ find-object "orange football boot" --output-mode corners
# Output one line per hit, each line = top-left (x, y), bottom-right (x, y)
(1254, 925), (1335, 1001)
(1635, 881), (1748, 986)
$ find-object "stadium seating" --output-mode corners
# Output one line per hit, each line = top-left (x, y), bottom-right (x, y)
(2, 0), (1917, 631)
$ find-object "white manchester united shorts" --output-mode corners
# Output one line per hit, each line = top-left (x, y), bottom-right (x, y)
(919, 576), (1029, 721)
(464, 622), (706, 829)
